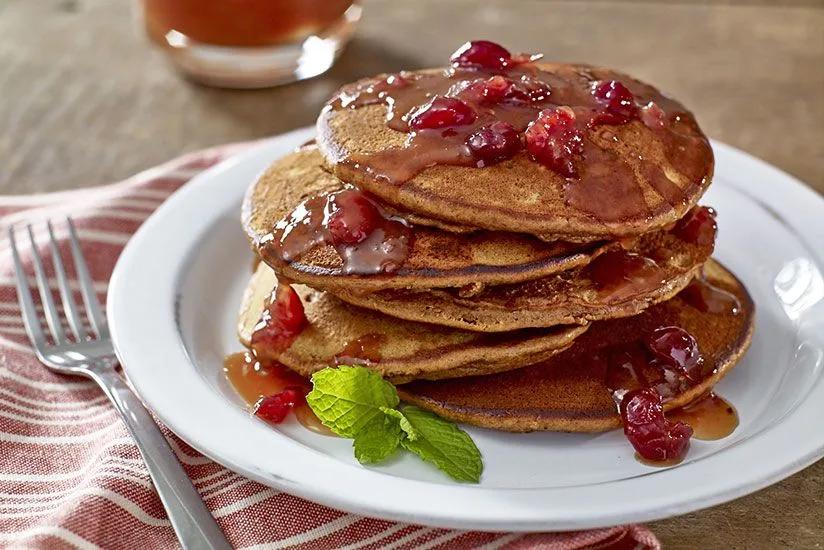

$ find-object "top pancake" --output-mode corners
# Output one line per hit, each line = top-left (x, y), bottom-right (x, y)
(317, 63), (714, 242)
(398, 259), (754, 432)
(243, 147), (611, 291)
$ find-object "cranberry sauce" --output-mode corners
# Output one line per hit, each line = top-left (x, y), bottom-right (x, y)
(586, 250), (666, 301)
(604, 327), (710, 403)
(324, 40), (711, 221)
(674, 205), (717, 247)
(250, 282), (307, 361)
(602, 325), (731, 464)
(680, 277), (741, 315)
(333, 333), (387, 366)
(621, 388), (693, 464)
(269, 188), (412, 275)
(223, 352), (334, 436)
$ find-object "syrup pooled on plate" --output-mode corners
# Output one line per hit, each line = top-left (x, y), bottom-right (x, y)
(268, 188), (412, 275)
(668, 392), (739, 440)
(223, 351), (334, 436)
(634, 453), (685, 468)
(603, 325), (736, 466)
(325, 40), (711, 221)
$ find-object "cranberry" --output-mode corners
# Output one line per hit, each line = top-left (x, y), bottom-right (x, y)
(525, 107), (584, 177)
(408, 97), (476, 130)
(450, 40), (512, 70)
(383, 73), (409, 88)
(620, 388), (693, 462)
(508, 75), (552, 103)
(477, 75), (511, 103)
(643, 326), (700, 373)
(250, 283), (307, 359)
(466, 122), (521, 165)
(459, 75), (550, 105)
(324, 190), (380, 246)
(591, 80), (638, 126)
(674, 206), (717, 247)
(254, 388), (304, 424)
(640, 101), (666, 129)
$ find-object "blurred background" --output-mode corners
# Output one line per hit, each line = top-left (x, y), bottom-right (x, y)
(1, 0), (821, 195)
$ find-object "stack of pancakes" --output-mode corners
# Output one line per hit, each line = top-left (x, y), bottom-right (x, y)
(239, 55), (754, 433)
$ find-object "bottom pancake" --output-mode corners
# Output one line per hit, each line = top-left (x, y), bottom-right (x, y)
(397, 260), (754, 432)
(239, 263), (588, 384)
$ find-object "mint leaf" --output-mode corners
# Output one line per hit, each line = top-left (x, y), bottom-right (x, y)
(397, 406), (483, 483)
(353, 414), (401, 464)
(306, 367), (483, 483)
(380, 407), (418, 440)
(306, 366), (399, 438)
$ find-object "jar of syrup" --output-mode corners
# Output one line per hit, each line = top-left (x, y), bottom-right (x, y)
(139, 0), (361, 88)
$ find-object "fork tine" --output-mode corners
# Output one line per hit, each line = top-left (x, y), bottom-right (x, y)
(65, 217), (108, 339)
(26, 225), (66, 344)
(8, 228), (48, 350)
(47, 220), (86, 341)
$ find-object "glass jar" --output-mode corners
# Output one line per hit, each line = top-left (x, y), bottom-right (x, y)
(139, 0), (361, 88)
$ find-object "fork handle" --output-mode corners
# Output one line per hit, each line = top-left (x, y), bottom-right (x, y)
(89, 368), (233, 550)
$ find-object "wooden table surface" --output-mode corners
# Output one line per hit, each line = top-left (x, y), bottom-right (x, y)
(2, 0), (823, 547)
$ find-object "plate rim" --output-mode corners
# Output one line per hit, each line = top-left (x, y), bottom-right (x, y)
(108, 127), (824, 531)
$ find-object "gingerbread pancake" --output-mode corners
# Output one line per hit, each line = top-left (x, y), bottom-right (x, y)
(243, 147), (613, 292)
(317, 62), (713, 242)
(330, 213), (716, 331)
(238, 263), (588, 384)
(397, 260), (754, 432)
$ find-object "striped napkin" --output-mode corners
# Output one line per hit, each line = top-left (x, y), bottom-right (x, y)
(0, 142), (661, 549)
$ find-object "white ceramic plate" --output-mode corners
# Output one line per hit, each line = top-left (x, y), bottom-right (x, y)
(109, 127), (824, 531)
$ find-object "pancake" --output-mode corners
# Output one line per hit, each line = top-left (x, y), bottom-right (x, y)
(317, 62), (713, 242)
(398, 260), (754, 432)
(243, 147), (614, 292)
(238, 263), (588, 384)
(375, 200), (475, 234)
(330, 219), (714, 331)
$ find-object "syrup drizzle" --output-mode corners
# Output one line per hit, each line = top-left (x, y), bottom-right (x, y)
(223, 352), (335, 436)
(680, 276), (741, 315)
(334, 333), (387, 365)
(268, 189), (412, 275)
(586, 250), (667, 302)
(327, 58), (711, 222)
(601, 326), (738, 467)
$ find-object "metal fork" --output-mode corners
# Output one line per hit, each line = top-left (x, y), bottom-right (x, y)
(9, 218), (232, 550)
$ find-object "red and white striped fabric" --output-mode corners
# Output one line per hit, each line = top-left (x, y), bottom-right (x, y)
(0, 142), (661, 549)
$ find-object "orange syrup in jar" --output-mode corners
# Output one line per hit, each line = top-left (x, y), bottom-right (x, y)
(143, 0), (355, 48)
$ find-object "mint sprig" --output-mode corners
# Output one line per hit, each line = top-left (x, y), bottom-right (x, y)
(306, 366), (483, 483)
(305, 366), (399, 438)
(353, 414), (401, 464)
(396, 406), (483, 483)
